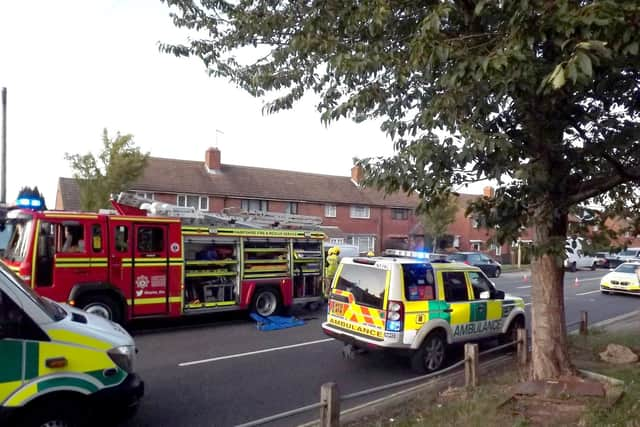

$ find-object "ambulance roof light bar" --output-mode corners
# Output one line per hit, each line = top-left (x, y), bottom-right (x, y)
(383, 249), (431, 259)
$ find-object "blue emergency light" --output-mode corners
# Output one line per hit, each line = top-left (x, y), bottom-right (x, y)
(16, 197), (44, 209)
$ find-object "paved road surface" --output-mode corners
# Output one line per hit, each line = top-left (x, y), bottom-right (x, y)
(122, 268), (637, 427)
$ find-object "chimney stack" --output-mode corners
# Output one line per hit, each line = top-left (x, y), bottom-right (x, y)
(205, 147), (221, 172)
(483, 186), (495, 198)
(351, 165), (364, 186)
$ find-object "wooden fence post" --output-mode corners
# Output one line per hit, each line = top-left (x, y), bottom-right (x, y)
(580, 311), (588, 335)
(320, 382), (340, 427)
(464, 343), (478, 388)
(517, 328), (527, 366)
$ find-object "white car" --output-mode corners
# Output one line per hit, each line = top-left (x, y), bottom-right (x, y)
(600, 262), (640, 296)
(564, 246), (597, 272)
(613, 247), (640, 263)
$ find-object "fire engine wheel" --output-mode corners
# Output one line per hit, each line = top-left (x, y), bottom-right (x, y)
(410, 331), (447, 374)
(252, 288), (281, 317)
(78, 294), (123, 324)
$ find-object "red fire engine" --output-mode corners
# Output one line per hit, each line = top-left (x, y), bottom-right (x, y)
(0, 193), (326, 323)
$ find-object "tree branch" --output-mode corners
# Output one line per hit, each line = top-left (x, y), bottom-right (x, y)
(567, 174), (627, 205)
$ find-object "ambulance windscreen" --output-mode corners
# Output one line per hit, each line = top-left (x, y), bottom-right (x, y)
(335, 264), (387, 309)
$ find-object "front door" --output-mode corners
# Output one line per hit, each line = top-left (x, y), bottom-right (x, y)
(131, 224), (169, 317)
(440, 270), (475, 342)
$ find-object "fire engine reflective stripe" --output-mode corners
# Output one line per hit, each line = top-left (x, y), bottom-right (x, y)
(111, 216), (178, 223)
(46, 330), (113, 351)
(43, 214), (99, 219)
(128, 296), (182, 305)
(6, 265), (19, 272)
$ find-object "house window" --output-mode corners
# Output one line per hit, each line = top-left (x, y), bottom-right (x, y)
(347, 235), (376, 254)
(350, 205), (370, 219)
(241, 199), (268, 212)
(285, 202), (298, 215)
(495, 245), (502, 256)
(177, 194), (208, 211)
(134, 192), (154, 200)
(325, 205), (337, 218)
(624, 230), (631, 238)
(391, 208), (409, 220)
(329, 238), (344, 245)
(471, 241), (482, 251)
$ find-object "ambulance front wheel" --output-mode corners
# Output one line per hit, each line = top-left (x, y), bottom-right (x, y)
(18, 395), (86, 427)
(410, 330), (447, 374)
(78, 294), (123, 324)
(252, 287), (281, 317)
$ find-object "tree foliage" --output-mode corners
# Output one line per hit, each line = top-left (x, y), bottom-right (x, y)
(65, 129), (149, 212)
(161, 0), (640, 379)
(421, 193), (459, 251)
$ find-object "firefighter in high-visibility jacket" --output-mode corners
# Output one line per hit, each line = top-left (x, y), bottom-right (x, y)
(324, 247), (340, 298)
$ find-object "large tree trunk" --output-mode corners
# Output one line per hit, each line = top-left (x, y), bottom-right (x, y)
(530, 206), (576, 380)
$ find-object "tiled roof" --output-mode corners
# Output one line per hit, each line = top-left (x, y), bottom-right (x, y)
(57, 177), (82, 211)
(57, 157), (487, 211)
(130, 157), (420, 207)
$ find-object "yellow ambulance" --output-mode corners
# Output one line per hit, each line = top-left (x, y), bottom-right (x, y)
(322, 250), (526, 373)
(0, 263), (144, 427)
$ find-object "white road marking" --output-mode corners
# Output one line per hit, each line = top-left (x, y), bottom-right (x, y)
(517, 285), (531, 289)
(178, 338), (335, 367)
(576, 290), (601, 296)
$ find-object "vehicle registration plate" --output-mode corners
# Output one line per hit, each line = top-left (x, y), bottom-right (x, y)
(330, 301), (347, 317)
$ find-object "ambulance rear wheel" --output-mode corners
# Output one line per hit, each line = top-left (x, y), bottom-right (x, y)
(252, 287), (281, 317)
(78, 294), (123, 324)
(411, 331), (447, 374)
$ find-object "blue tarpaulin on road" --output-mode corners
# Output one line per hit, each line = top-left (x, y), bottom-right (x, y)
(249, 313), (305, 331)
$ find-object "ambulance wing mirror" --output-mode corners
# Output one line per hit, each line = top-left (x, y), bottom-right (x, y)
(493, 289), (505, 300)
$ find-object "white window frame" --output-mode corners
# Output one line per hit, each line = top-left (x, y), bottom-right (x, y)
(134, 192), (155, 200)
(329, 238), (344, 245)
(241, 199), (268, 212)
(176, 194), (208, 211)
(391, 208), (409, 220)
(286, 202), (298, 215)
(350, 205), (370, 219)
(347, 235), (376, 254)
(324, 204), (337, 218)
(471, 242), (482, 251)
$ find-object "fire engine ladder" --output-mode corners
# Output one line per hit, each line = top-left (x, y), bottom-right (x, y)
(114, 192), (322, 229)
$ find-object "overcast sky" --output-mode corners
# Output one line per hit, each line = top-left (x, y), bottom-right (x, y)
(0, 0), (484, 207)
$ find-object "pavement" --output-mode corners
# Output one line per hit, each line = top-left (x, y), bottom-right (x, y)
(589, 309), (640, 334)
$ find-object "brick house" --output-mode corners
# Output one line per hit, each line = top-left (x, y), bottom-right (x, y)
(55, 147), (521, 258)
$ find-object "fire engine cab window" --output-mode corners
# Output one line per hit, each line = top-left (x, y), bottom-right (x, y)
(137, 227), (163, 252)
(442, 271), (469, 302)
(115, 226), (129, 252)
(61, 224), (85, 253)
(403, 264), (435, 301)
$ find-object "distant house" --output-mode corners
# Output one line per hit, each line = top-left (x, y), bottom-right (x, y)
(55, 147), (520, 258)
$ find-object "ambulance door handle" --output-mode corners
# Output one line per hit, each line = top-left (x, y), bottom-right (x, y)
(443, 309), (453, 313)
(477, 305), (485, 311)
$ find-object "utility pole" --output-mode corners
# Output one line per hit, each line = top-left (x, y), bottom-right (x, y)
(1, 87), (6, 204)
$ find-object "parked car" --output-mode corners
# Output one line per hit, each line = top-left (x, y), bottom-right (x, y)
(447, 252), (502, 277)
(600, 262), (640, 296)
(612, 247), (640, 264)
(564, 246), (597, 272)
(594, 252), (610, 268)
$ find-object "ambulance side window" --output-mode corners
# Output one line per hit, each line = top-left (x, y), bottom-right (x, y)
(402, 264), (435, 301)
(0, 291), (47, 341)
(442, 271), (469, 302)
(468, 271), (493, 300)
